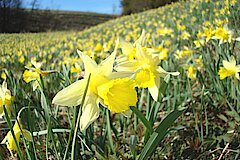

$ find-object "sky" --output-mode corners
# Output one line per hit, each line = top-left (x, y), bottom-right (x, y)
(24, 0), (122, 15)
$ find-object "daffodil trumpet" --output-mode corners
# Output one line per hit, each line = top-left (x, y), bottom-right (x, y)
(52, 39), (138, 131)
(116, 43), (179, 101)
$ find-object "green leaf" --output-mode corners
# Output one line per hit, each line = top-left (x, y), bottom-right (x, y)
(130, 106), (153, 133)
(130, 135), (137, 156)
(138, 108), (184, 160)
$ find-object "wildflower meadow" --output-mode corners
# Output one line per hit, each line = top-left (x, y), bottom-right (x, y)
(0, 0), (240, 159)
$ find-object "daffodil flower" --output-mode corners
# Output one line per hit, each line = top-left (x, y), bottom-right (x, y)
(117, 30), (146, 63)
(70, 63), (81, 73)
(52, 40), (138, 131)
(115, 44), (179, 101)
(218, 56), (240, 80)
(212, 26), (233, 45)
(1, 118), (32, 155)
(23, 60), (55, 91)
(0, 81), (14, 117)
(187, 65), (197, 80)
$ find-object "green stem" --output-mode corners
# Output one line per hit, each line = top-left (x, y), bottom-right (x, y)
(106, 110), (115, 154)
(71, 74), (91, 160)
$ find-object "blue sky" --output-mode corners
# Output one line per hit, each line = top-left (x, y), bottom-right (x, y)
(24, 0), (122, 14)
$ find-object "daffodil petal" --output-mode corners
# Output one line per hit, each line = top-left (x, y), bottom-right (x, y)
(77, 50), (97, 76)
(33, 81), (39, 91)
(134, 29), (146, 46)
(2, 81), (7, 93)
(120, 39), (134, 56)
(115, 60), (139, 72)
(148, 83), (159, 101)
(108, 71), (135, 80)
(99, 39), (119, 76)
(157, 66), (180, 77)
(80, 94), (99, 131)
(1, 134), (7, 144)
(223, 57), (235, 69)
(136, 44), (148, 61)
(52, 79), (87, 106)
(31, 59), (42, 69)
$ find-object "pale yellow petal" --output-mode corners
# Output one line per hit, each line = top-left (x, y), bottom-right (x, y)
(120, 39), (134, 56)
(52, 79), (87, 106)
(80, 94), (99, 131)
(2, 81), (7, 93)
(223, 57), (236, 70)
(148, 77), (159, 101)
(33, 81), (39, 91)
(31, 59), (42, 69)
(136, 44), (148, 61)
(157, 66), (180, 77)
(134, 29), (146, 46)
(230, 56), (236, 66)
(1, 134), (8, 144)
(115, 60), (140, 72)
(108, 71), (135, 80)
(235, 73), (240, 80)
(77, 50), (97, 75)
(99, 39), (119, 76)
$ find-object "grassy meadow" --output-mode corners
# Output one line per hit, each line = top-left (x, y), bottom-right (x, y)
(0, 0), (240, 159)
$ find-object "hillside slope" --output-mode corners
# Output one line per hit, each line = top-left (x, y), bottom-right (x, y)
(0, 9), (117, 33)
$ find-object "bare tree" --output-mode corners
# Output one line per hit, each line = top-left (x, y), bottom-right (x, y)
(0, 0), (22, 8)
(30, 0), (40, 10)
(0, 0), (23, 32)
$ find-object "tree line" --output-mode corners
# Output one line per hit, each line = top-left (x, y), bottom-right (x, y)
(121, 0), (180, 15)
(0, 0), (115, 33)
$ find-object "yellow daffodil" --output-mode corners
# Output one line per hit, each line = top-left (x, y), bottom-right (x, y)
(212, 26), (233, 44)
(70, 63), (81, 73)
(187, 65), (197, 80)
(94, 43), (103, 52)
(203, 27), (214, 42)
(194, 39), (205, 48)
(0, 81), (14, 117)
(116, 44), (179, 101)
(23, 60), (55, 91)
(175, 46), (193, 59)
(1, 72), (7, 80)
(218, 56), (240, 80)
(52, 40), (138, 131)
(117, 30), (146, 63)
(180, 31), (191, 40)
(1, 118), (32, 155)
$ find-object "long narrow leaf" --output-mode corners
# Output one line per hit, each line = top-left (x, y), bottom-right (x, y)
(130, 106), (153, 133)
(138, 108), (185, 160)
